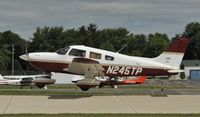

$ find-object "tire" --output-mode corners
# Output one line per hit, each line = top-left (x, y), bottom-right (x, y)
(80, 87), (90, 91)
(36, 84), (45, 89)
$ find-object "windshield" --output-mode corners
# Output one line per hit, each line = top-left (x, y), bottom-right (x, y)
(56, 47), (70, 55)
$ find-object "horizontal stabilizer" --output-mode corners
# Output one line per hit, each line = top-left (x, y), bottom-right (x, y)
(167, 69), (184, 73)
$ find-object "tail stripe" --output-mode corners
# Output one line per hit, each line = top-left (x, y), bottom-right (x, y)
(154, 37), (190, 68)
(166, 37), (189, 53)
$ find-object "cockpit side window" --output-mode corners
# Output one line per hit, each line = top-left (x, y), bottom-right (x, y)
(90, 52), (101, 59)
(69, 49), (86, 57)
(105, 55), (114, 61)
(56, 47), (70, 55)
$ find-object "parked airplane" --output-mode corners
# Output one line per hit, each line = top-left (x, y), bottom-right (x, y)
(71, 76), (147, 88)
(0, 74), (55, 89)
(20, 37), (189, 91)
(98, 76), (147, 88)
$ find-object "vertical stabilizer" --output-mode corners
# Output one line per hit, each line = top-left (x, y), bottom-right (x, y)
(0, 74), (4, 80)
(154, 37), (190, 68)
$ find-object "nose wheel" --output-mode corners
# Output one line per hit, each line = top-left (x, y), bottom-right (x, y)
(80, 87), (90, 91)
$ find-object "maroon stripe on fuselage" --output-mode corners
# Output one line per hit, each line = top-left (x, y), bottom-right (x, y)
(102, 66), (176, 77)
(30, 61), (69, 72)
(30, 61), (177, 76)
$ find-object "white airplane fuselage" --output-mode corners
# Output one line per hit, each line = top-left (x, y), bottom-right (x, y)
(20, 38), (189, 77)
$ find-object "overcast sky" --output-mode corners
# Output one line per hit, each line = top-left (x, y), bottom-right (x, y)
(0, 0), (200, 40)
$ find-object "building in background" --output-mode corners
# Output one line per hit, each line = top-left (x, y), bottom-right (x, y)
(181, 60), (200, 80)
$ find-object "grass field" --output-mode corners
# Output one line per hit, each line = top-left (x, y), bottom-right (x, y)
(0, 89), (152, 96)
(0, 84), (199, 96)
(1, 114), (200, 117)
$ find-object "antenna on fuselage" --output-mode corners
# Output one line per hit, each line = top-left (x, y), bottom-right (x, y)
(25, 43), (29, 61)
(25, 43), (30, 73)
(12, 44), (15, 75)
(117, 44), (127, 53)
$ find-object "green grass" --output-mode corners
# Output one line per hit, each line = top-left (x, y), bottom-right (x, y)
(0, 89), (149, 96)
(0, 84), (199, 96)
(0, 114), (200, 117)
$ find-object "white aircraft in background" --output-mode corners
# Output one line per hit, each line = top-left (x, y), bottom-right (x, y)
(0, 74), (55, 89)
(20, 37), (190, 91)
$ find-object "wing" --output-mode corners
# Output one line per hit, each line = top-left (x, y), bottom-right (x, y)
(66, 58), (104, 78)
(65, 58), (104, 89)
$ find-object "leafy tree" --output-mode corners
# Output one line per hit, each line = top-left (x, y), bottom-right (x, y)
(144, 33), (169, 57)
(100, 40), (115, 52)
(83, 23), (100, 47)
(0, 31), (27, 74)
(0, 45), (10, 72)
(30, 27), (55, 52)
(60, 29), (80, 46)
(99, 28), (129, 52)
(78, 26), (88, 45)
(183, 22), (200, 60)
(126, 34), (147, 56)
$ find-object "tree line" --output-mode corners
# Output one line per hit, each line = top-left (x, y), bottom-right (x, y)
(0, 22), (200, 74)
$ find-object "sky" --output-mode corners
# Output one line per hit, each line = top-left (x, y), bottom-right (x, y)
(0, 0), (200, 40)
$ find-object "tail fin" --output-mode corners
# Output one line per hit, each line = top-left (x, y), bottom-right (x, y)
(154, 37), (190, 68)
(0, 74), (4, 80)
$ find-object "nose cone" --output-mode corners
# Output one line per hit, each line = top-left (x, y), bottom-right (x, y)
(19, 54), (29, 61)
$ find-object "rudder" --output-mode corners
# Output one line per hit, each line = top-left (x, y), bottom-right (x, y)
(153, 37), (190, 68)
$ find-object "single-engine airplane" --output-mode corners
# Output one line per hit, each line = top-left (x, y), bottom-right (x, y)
(20, 37), (189, 91)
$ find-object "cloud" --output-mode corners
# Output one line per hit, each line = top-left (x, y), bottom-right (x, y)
(0, 0), (200, 39)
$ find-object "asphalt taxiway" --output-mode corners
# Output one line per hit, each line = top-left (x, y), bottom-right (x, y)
(1, 95), (200, 114)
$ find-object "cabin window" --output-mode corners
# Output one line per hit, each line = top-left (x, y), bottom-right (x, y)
(56, 47), (70, 55)
(105, 55), (114, 61)
(35, 75), (50, 79)
(90, 52), (101, 59)
(22, 77), (33, 81)
(69, 49), (86, 57)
